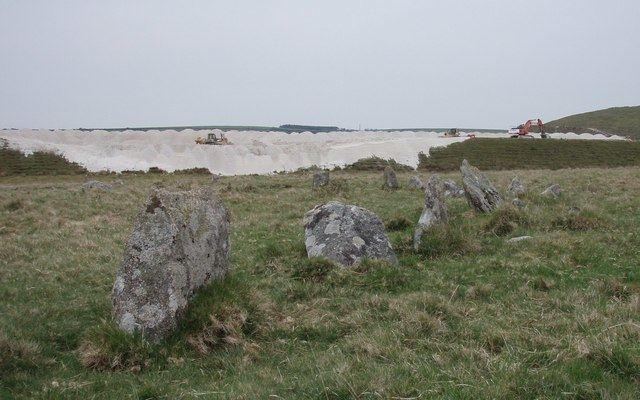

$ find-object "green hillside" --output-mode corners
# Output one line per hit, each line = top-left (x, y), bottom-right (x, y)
(543, 106), (640, 139)
(418, 138), (640, 171)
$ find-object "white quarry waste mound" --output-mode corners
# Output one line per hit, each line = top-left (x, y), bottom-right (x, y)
(0, 129), (628, 175)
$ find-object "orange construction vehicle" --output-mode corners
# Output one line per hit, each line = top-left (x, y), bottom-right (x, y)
(508, 119), (547, 139)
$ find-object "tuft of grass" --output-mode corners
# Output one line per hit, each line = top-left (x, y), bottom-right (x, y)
(415, 224), (480, 259)
(484, 206), (530, 236)
(385, 215), (413, 231)
(484, 333), (506, 354)
(4, 199), (23, 211)
(0, 332), (41, 374)
(77, 324), (153, 371)
(552, 211), (601, 231)
(588, 344), (640, 381)
(186, 305), (248, 355)
(292, 257), (336, 283)
(598, 278), (634, 301)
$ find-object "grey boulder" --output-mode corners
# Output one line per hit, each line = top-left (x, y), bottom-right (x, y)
(112, 187), (230, 341)
(408, 175), (424, 189)
(313, 170), (330, 188)
(512, 198), (526, 209)
(443, 179), (465, 198)
(413, 175), (448, 249)
(507, 177), (525, 197)
(303, 201), (397, 267)
(541, 184), (562, 199)
(82, 180), (113, 192)
(383, 166), (399, 189)
(460, 159), (502, 213)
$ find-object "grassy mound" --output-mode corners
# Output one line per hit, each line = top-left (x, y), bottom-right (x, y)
(542, 106), (640, 139)
(418, 138), (640, 171)
(345, 156), (413, 171)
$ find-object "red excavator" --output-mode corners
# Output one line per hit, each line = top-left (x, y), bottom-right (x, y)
(508, 119), (548, 139)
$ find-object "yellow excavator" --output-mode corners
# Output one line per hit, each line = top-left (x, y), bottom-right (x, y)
(195, 132), (231, 145)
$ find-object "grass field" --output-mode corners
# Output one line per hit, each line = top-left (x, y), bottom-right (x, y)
(418, 138), (640, 171)
(542, 106), (640, 139)
(1, 167), (639, 399)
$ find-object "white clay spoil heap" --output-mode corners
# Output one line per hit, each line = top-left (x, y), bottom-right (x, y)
(1, 129), (627, 176)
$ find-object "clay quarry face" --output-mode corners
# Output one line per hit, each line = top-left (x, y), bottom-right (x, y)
(1, 129), (627, 175)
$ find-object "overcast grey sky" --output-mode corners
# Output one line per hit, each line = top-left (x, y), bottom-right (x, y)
(1, 1), (639, 129)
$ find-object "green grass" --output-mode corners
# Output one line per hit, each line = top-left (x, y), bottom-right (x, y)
(418, 138), (640, 171)
(1, 168), (639, 398)
(542, 106), (640, 139)
(0, 146), (88, 176)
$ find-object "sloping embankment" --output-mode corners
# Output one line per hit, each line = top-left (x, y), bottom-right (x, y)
(418, 138), (640, 171)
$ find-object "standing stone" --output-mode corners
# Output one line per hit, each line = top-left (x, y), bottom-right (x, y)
(413, 175), (448, 249)
(408, 175), (424, 189)
(82, 180), (113, 192)
(312, 170), (330, 188)
(506, 177), (526, 197)
(443, 179), (465, 198)
(541, 184), (562, 199)
(112, 187), (230, 341)
(303, 201), (397, 267)
(460, 159), (502, 213)
(383, 166), (399, 189)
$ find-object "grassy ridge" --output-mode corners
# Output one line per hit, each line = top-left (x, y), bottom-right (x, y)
(1, 168), (639, 398)
(418, 138), (640, 171)
(0, 145), (87, 176)
(543, 106), (640, 139)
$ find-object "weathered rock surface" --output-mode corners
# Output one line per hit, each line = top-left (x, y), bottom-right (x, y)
(507, 177), (525, 197)
(112, 187), (230, 341)
(443, 179), (465, 198)
(512, 198), (526, 209)
(460, 160), (502, 213)
(383, 166), (399, 189)
(408, 175), (424, 189)
(303, 201), (397, 267)
(541, 184), (562, 199)
(313, 170), (330, 188)
(507, 235), (532, 243)
(82, 180), (113, 192)
(413, 175), (448, 249)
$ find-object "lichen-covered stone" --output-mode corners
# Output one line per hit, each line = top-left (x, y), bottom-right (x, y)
(408, 175), (424, 189)
(443, 179), (465, 198)
(383, 166), (399, 189)
(512, 198), (525, 209)
(303, 201), (397, 267)
(111, 187), (230, 341)
(541, 184), (562, 199)
(460, 159), (502, 213)
(507, 177), (525, 197)
(413, 175), (448, 249)
(313, 170), (330, 188)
